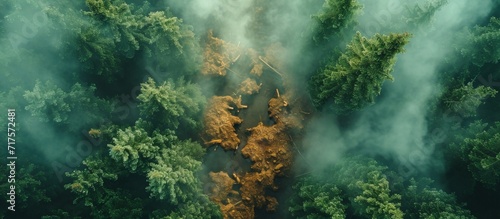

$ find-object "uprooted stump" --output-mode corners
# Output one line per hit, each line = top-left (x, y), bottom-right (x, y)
(202, 30), (242, 76)
(269, 94), (303, 130)
(240, 169), (279, 211)
(248, 49), (264, 77)
(203, 96), (247, 150)
(208, 171), (237, 204)
(239, 78), (262, 95)
(208, 171), (254, 219)
(242, 122), (292, 174)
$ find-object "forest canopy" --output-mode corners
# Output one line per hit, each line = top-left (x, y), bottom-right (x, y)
(0, 0), (499, 218)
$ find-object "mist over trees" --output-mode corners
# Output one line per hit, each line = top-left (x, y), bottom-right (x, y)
(311, 0), (362, 43)
(0, 0), (499, 218)
(310, 32), (411, 112)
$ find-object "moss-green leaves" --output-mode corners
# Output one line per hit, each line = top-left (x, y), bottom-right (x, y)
(311, 32), (410, 113)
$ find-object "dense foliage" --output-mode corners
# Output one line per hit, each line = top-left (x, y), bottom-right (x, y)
(461, 17), (500, 67)
(312, 0), (362, 43)
(290, 158), (475, 219)
(0, 0), (498, 218)
(455, 121), (500, 187)
(311, 32), (411, 112)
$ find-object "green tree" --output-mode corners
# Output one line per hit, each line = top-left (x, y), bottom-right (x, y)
(12, 164), (51, 207)
(24, 81), (111, 128)
(24, 81), (71, 123)
(312, 0), (362, 43)
(401, 178), (475, 219)
(403, 0), (448, 30)
(0, 164), (50, 217)
(153, 199), (223, 219)
(458, 121), (500, 186)
(65, 154), (120, 207)
(44, 1), (126, 80)
(461, 17), (500, 67)
(352, 171), (403, 219)
(46, 0), (201, 81)
(335, 158), (403, 219)
(65, 152), (147, 219)
(146, 140), (204, 204)
(442, 82), (497, 117)
(0, 87), (24, 137)
(291, 158), (404, 218)
(83, 0), (201, 76)
(91, 189), (144, 219)
(311, 32), (411, 112)
(137, 77), (206, 131)
(108, 125), (167, 172)
(289, 176), (346, 219)
(68, 122), (221, 217)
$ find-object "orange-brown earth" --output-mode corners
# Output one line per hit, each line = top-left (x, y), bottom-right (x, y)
(239, 78), (262, 95)
(202, 30), (242, 76)
(207, 94), (303, 219)
(248, 49), (264, 77)
(201, 31), (304, 219)
(208, 172), (254, 219)
(203, 96), (247, 150)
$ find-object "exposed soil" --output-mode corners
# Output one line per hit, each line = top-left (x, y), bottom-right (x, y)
(202, 96), (247, 151)
(201, 31), (305, 219)
(201, 30), (242, 76)
(239, 78), (262, 95)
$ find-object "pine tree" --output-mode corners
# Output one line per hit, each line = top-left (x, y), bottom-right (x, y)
(95, 189), (144, 219)
(0, 164), (50, 211)
(24, 81), (71, 123)
(84, 0), (201, 76)
(401, 178), (475, 219)
(442, 82), (497, 117)
(403, 0), (448, 29)
(289, 176), (346, 219)
(311, 32), (411, 112)
(23, 81), (111, 128)
(158, 200), (223, 219)
(107, 126), (164, 172)
(458, 121), (500, 186)
(137, 77), (205, 131)
(46, 0), (201, 81)
(65, 154), (120, 208)
(336, 158), (404, 219)
(461, 17), (500, 67)
(312, 0), (362, 42)
(146, 140), (204, 204)
(352, 171), (403, 219)
(290, 157), (404, 218)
